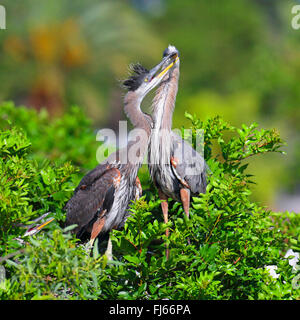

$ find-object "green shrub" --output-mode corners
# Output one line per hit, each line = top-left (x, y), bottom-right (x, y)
(0, 124), (77, 257)
(0, 102), (99, 169)
(108, 114), (299, 300)
(0, 228), (112, 300)
(0, 103), (299, 300)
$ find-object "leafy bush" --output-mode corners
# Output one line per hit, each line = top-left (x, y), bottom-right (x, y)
(0, 123), (76, 257)
(109, 114), (299, 300)
(0, 101), (99, 169)
(0, 103), (299, 300)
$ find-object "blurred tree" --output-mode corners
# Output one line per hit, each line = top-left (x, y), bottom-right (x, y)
(0, 0), (164, 125)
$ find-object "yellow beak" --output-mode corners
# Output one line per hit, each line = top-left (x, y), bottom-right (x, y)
(36, 218), (55, 231)
(157, 55), (179, 79)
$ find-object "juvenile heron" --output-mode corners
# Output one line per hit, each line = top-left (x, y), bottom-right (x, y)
(148, 45), (208, 259)
(64, 55), (176, 254)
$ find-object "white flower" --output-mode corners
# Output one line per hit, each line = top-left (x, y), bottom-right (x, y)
(264, 249), (299, 282)
(265, 265), (280, 279)
(284, 249), (299, 271)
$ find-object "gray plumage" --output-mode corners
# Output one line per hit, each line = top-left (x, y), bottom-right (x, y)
(149, 131), (207, 201)
(148, 45), (208, 205)
(64, 56), (174, 245)
(65, 140), (142, 240)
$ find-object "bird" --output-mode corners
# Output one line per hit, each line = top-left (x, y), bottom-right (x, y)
(13, 212), (55, 246)
(148, 45), (208, 259)
(64, 54), (177, 256)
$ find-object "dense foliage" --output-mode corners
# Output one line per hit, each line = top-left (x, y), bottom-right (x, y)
(0, 104), (299, 300)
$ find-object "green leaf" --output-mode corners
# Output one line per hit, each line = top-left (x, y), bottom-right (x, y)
(123, 255), (140, 264)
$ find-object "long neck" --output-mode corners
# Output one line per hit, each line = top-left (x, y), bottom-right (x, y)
(124, 91), (151, 136)
(152, 66), (179, 132)
(149, 67), (179, 170)
(123, 91), (151, 166)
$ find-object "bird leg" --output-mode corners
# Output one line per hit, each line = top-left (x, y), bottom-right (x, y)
(180, 188), (191, 245)
(180, 188), (190, 219)
(158, 189), (170, 260)
(88, 216), (106, 248)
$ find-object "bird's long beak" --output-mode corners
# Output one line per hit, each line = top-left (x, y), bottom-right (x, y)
(148, 53), (179, 82)
(23, 218), (55, 237)
(156, 53), (179, 79)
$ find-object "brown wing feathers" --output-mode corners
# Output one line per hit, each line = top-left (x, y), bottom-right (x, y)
(65, 167), (121, 237)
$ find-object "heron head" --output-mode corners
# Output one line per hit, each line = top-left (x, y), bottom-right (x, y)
(162, 45), (180, 67)
(163, 45), (180, 58)
(123, 49), (179, 96)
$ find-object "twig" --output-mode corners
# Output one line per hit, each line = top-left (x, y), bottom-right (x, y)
(0, 249), (25, 264)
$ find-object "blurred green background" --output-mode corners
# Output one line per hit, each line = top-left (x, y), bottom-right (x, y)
(0, 0), (299, 212)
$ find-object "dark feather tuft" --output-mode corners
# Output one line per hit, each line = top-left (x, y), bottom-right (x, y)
(123, 63), (149, 91)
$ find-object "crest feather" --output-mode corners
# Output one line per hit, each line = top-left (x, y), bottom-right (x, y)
(123, 63), (149, 91)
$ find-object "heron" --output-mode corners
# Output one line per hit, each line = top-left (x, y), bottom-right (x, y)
(148, 45), (208, 259)
(64, 54), (177, 256)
